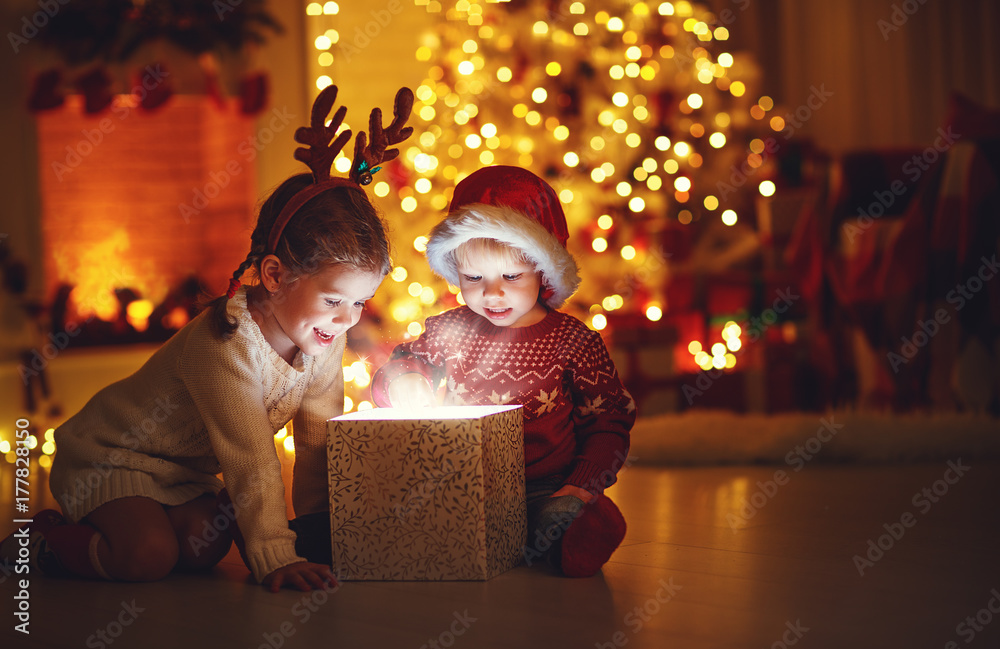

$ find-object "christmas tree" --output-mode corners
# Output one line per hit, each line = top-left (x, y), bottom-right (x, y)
(327, 0), (783, 409)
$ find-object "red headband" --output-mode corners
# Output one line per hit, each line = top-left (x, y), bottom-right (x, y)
(227, 85), (414, 299)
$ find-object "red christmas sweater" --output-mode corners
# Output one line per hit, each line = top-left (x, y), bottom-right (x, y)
(371, 307), (635, 490)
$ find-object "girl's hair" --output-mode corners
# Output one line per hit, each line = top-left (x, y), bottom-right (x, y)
(452, 237), (533, 270)
(207, 173), (391, 339)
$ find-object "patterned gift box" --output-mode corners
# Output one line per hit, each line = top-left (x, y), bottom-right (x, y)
(326, 405), (526, 580)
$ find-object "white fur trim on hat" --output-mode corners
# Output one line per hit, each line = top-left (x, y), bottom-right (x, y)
(426, 203), (581, 308)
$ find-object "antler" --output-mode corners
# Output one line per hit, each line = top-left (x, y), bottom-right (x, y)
(350, 87), (415, 185)
(293, 84), (351, 183)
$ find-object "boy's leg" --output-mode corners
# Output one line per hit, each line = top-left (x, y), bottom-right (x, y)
(524, 475), (583, 568)
(289, 511), (332, 566)
(166, 493), (233, 572)
(83, 496), (180, 581)
(559, 494), (627, 578)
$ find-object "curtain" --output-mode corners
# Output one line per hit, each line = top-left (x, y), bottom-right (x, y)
(710, 0), (1000, 152)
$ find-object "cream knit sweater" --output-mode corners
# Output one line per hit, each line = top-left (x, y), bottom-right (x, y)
(49, 288), (343, 582)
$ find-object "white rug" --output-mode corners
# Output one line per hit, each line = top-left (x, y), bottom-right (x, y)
(630, 410), (1000, 465)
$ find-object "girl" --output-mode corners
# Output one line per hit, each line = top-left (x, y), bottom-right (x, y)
(3, 85), (413, 592)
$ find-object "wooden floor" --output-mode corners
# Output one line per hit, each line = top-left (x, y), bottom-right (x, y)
(2, 461), (999, 649)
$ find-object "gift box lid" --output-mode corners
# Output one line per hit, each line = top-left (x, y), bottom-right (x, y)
(329, 405), (522, 422)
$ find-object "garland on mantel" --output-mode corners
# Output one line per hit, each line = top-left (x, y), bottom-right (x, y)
(25, 0), (282, 115)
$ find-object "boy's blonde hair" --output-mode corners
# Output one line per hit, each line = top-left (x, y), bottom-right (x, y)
(452, 237), (535, 271)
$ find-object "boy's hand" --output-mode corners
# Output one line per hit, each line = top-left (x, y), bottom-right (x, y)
(387, 373), (436, 409)
(551, 484), (598, 504)
(262, 561), (338, 593)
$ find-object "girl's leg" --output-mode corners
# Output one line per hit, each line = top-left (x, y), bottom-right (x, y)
(166, 493), (233, 571)
(83, 496), (180, 582)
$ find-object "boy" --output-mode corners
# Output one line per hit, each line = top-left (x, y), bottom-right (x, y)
(372, 166), (636, 577)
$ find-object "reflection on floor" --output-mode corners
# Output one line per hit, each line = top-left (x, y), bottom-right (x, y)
(2, 461), (999, 649)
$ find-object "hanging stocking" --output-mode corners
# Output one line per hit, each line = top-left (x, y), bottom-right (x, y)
(77, 67), (113, 114)
(137, 62), (172, 111)
(239, 72), (268, 115)
(28, 69), (65, 112)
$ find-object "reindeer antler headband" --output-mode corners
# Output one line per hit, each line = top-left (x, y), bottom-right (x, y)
(226, 85), (414, 299)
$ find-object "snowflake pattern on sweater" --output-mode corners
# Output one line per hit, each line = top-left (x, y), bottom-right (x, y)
(372, 307), (635, 489)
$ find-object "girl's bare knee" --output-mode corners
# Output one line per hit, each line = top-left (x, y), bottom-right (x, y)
(173, 499), (233, 571)
(111, 532), (179, 582)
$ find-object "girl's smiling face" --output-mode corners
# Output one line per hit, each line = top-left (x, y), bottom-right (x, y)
(455, 239), (547, 329)
(253, 259), (384, 362)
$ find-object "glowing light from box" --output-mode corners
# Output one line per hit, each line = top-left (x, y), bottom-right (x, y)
(275, 426), (288, 440)
(283, 436), (295, 453)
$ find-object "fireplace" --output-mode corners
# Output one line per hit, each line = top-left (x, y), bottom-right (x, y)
(36, 95), (257, 344)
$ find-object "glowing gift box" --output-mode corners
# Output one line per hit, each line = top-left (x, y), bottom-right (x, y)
(326, 405), (526, 580)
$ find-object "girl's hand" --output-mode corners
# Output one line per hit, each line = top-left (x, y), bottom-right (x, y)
(387, 373), (436, 409)
(551, 484), (598, 504)
(262, 561), (338, 593)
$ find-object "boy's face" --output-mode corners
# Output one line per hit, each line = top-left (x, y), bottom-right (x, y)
(457, 254), (548, 328)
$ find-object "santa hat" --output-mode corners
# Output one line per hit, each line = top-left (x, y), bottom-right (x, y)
(426, 166), (581, 308)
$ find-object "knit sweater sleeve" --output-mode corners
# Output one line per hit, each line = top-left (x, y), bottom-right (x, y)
(291, 334), (346, 517)
(564, 324), (636, 491)
(180, 333), (303, 583)
(371, 311), (452, 407)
